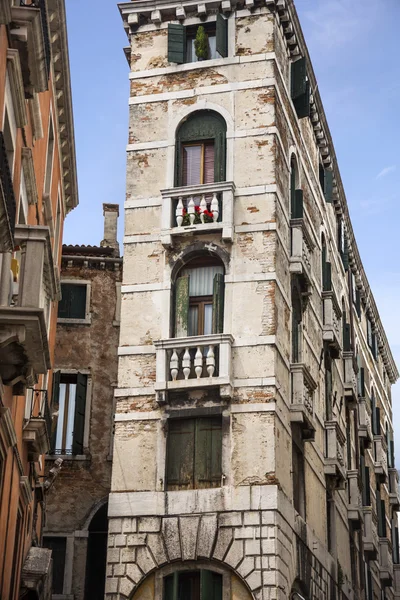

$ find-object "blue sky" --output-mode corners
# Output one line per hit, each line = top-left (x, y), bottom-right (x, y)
(64, 0), (400, 454)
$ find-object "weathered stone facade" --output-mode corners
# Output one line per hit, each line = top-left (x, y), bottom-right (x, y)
(44, 205), (122, 599)
(110, 1), (400, 599)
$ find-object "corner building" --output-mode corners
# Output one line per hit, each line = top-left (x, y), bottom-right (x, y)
(109, 1), (400, 599)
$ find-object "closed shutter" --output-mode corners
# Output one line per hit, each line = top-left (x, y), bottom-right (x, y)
(291, 57), (310, 119)
(378, 498), (386, 538)
(216, 13), (228, 58)
(293, 189), (304, 219)
(174, 275), (189, 338)
(392, 525), (400, 564)
(166, 419), (195, 490)
(204, 143), (215, 184)
(212, 272), (224, 334)
(355, 289), (361, 319)
(324, 170), (333, 203)
(195, 417), (222, 488)
(168, 24), (186, 64)
(360, 456), (371, 506)
(72, 373), (87, 455)
(201, 570), (222, 600)
(342, 233), (349, 271)
(323, 261), (332, 291)
(373, 406), (381, 436)
(359, 367), (365, 397)
(372, 333), (378, 360)
(389, 439), (395, 469)
(58, 284), (87, 319)
(164, 573), (178, 600)
(214, 130), (226, 182)
(50, 370), (61, 453)
(343, 324), (351, 352)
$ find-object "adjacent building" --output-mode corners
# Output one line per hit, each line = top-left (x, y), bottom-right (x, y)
(0, 1), (77, 598)
(107, 0), (400, 600)
(43, 204), (122, 600)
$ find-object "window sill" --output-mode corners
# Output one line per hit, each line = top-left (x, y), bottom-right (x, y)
(57, 316), (91, 325)
(46, 454), (90, 461)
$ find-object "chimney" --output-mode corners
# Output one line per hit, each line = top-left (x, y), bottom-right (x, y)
(101, 203), (120, 256)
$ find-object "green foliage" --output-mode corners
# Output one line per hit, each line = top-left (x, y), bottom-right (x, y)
(194, 26), (209, 60)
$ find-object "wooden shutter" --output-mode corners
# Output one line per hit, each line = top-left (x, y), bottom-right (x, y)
(343, 324), (351, 352)
(214, 130), (226, 182)
(174, 275), (189, 338)
(204, 143), (215, 184)
(195, 417), (222, 489)
(293, 189), (303, 219)
(360, 456), (371, 506)
(355, 290), (361, 319)
(378, 498), (386, 537)
(164, 573), (178, 600)
(324, 170), (333, 203)
(58, 284), (87, 319)
(201, 570), (222, 600)
(323, 261), (332, 291)
(166, 419), (195, 490)
(342, 232), (349, 271)
(359, 367), (365, 397)
(291, 58), (310, 118)
(212, 272), (224, 334)
(390, 440), (395, 469)
(372, 406), (381, 436)
(50, 370), (61, 453)
(372, 333), (378, 360)
(216, 13), (228, 58)
(168, 24), (186, 64)
(392, 526), (400, 564)
(72, 374), (87, 455)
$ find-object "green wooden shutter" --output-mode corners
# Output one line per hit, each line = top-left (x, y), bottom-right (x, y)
(359, 367), (365, 397)
(168, 24), (186, 64)
(390, 440), (395, 469)
(342, 233), (349, 271)
(72, 373), (87, 455)
(361, 456), (371, 507)
(195, 417), (222, 488)
(343, 324), (351, 352)
(324, 170), (333, 203)
(291, 58), (310, 119)
(50, 370), (61, 453)
(372, 406), (381, 436)
(175, 275), (189, 338)
(166, 419), (195, 490)
(212, 273), (224, 334)
(293, 189), (304, 219)
(323, 261), (332, 291)
(215, 130), (226, 182)
(355, 290), (361, 319)
(164, 573), (178, 600)
(294, 80), (310, 119)
(201, 570), (222, 600)
(216, 13), (228, 58)
(372, 333), (378, 360)
(378, 498), (386, 538)
(393, 526), (400, 564)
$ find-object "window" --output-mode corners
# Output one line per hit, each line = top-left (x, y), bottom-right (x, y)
(366, 317), (378, 360)
(54, 193), (61, 265)
(3, 107), (15, 176)
(175, 110), (226, 187)
(360, 453), (371, 506)
(10, 508), (23, 600)
(319, 164), (333, 203)
(337, 216), (348, 270)
(164, 570), (222, 600)
(321, 235), (331, 292)
(290, 57), (310, 119)
(290, 158), (303, 219)
(168, 15), (227, 64)
(371, 389), (380, 436)
(352, 272), (361, 319)
(392, 521), (399, 564)
(51, 372), (87, 455)
(326, 490), (335, 553)
(376, 484), (386, 537)
(174, 257), (224, 338)
(44, 115), (54, 195)
(43, 537), (66, 594)
(324, 351), (333, 421)
(58, 282), (88, 321)
(292, 429), (306, 518)
(291, 279), (302, 363)
(18, 169), (28, 224)
(166, 416), (222, 490)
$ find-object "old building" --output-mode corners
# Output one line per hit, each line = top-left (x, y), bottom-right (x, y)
(0, 1), (77, 599)
(43, 204), (122, 600)
(107, 0), (400, 599)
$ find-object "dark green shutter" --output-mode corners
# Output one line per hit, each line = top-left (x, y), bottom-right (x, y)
(378, 498), (386, 538)
(195, 417), (222, 488)
(215, 130), (226, 182)
(168, 24), (186, 64)
(355, 290), (361, 319)
(50, 370), (61, 453)
(166, 419), (195, 490)
(58, 284), (87, 319)
(390, 440), (395, 469)
(201, 570), (222, 600)
(359, 367), (365, 397)
(372, 406), (381, 436)
(361, 456), (371, 506)
(343, 324), (351, 352)
(324, 170), (333, 203)
(216, 13), (228, 58)
(293, 81), (310, 119)
(393, 526), (400, 564)
(174, 275), (189, 338)
(212, 273), (224, 334)
(323, 261), (332, 291)
(72, 374), (87, 455)
(342, 233), (349, 271)
(372, 333), (378, 360)
(291, 58), (310, 119)
(293, 189), (304, 219)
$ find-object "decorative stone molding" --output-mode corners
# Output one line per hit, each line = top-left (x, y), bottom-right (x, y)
(289, 362), (316, 441)
(29, 93), (44, 141)
(6, 49), (28, 128)
(0, 406), (18, 448)
(20, 475), (33, 506)
(0, 2), (11, 24)
(21, 148), (39, 205)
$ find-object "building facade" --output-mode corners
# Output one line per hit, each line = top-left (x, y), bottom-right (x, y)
(0, 1), (77, 599)
(108, 1), (400, 600)
(43, 205), (122, 600)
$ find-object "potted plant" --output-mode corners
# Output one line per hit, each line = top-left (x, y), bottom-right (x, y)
(194, 26), (209, 60)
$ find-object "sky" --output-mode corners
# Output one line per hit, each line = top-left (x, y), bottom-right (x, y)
(63, 0), (400, 455)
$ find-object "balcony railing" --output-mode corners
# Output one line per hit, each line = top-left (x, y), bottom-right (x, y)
(160, 182), (235, 247)
(0, 130), (16, 251)
(154, 334), (233, 400)
(363, 507), (379, 560)
(389, 468), (400, 511)
(379, 538), (394, 586)
(289, 363), (316, 440)
(289, 217), (314, 289)
(324, 419), (346, 489)
(23, 388), (51, 460)
(322, 288), (341, 358)
(347, 470), (363, 527)
(343, 351), (357, 404)
(358, 398), (373, 448)
(374, 435), (388, 483)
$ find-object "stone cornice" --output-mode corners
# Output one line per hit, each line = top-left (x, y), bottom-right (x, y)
(47, 0), (79, 214)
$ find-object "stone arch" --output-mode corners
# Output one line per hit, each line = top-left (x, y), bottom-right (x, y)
(81, 495), (108, 531)
(83, 500), (108, 600)
(169, 241), (231, 284)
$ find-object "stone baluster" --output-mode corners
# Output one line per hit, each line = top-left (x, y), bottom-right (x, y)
(176, 197), (184, 227)
(199, 195), (207, 224)
(206, 345), (215, 377)
(194, 347), (203, 378)
(211, 193), (219, 222)
(170, 350), (179, 381)
(188, 197), (195, 225)
(182, 347), (191, 379)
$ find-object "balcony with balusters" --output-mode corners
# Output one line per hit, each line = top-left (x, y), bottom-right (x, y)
(23, 388), (52, 460)
(343, 351), (357, 405)
(154, 334), (234, 401)
(160, 182), (235, 247)
(347, 470), (363, 528)
(322, 280), (341, 359)
(289, 363), (317, 441)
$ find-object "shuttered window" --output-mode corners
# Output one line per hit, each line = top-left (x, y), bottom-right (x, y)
(58, 283), (87, 320)
(169, 19), (228, 64)
(322, 260), (332, 292)
(43, 537), (66, 594)
(168, 24), (186, 64)
(291, 281), (302, 363)
(166, 417), (222, 490)
(291, 57), (310, 119)
(51, 373), (87, 455)
(360, 454), (371, 506)
(164, 570), (222, 600)
(182, 142), (215, 186)
(392, 523), (400, 564)
(376, 486), (387, 538)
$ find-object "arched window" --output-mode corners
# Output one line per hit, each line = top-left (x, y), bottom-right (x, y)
(164, 569), (222, 600)
(291, 278), (302, 363)
(175, 110), (227, 186)
(174, 255), (224, 338)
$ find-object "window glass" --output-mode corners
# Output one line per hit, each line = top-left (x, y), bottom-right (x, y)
(183, 265), (223, 297)
(52, 373), (87, 455)
(182, 142), (215, 187)
(58, 283), (87, 319)
(186, 33), (217, 62)
(43, 537), (66, 594)
(164, 570), (222, 600)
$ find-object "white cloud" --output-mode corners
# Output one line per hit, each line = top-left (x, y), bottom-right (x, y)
(376, 165), (396, 179)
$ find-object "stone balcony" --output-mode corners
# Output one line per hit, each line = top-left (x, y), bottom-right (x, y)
(324, 419), (346, 489)
(289, 216), (314, 290)
(347, 470), (363, 528)
(154, 333), (233, 401)
(374, 435), (388, 483)
(289, 363), (317, 441)
(389, 468), (400, 511)
(362, 507), (379, 560)
(322, 289), (341, 359)
(23, 388), (51, 461)
(358, 397), (373, 448)
(379, 538), (394, 587)
(160, 181), (235, 247)
(0, 225), (55, 387)
(343, 351), (357, 405)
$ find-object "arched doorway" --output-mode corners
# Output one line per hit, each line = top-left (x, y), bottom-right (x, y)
(84, 502), (108, 599)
